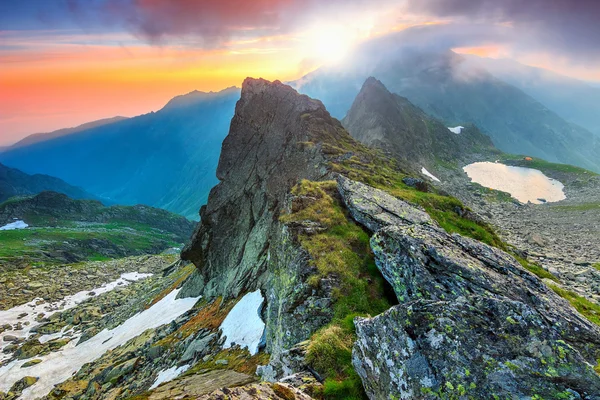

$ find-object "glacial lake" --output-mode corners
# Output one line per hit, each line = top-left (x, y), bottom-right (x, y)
(463, 162), (566, 204)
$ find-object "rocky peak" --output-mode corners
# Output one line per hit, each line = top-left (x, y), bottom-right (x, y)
(180, 78), (356, 299)
(342, 77), (496, 173)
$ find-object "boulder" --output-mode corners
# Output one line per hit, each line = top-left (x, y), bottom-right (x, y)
(336, 175), (434, 232)
(353, 223), (600, 399)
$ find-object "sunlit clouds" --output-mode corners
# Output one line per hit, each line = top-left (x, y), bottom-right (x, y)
(1, 0), (599, 145)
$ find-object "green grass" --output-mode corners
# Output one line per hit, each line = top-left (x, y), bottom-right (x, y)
(594, 263), (600, 272)
(282, 180), (392, 399)
(0, 223), (179, 263)
(500, 154), (598, 176)
(548, 284), (600, 326)
(514, 255), (559, 283)
(331, 155), (506, 250)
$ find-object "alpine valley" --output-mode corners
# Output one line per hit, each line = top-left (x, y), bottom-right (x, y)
(1, 40), (600, 400)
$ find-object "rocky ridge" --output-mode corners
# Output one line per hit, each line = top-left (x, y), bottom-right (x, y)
(336, 175), (600, 399)
(342, 77), (498, 174)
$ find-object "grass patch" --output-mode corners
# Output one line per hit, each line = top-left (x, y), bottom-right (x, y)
(500, 154), (598, 176)
(281, 180), (393, 399)
(548, 284), (600, 326)
(332, 156), (506, 249)
(593, 263), (600, 272)
(154, 296), (236, 347)
(0, 223), (179, 264)
(551, 203), (600, 212)
(514, 255), (559, 283)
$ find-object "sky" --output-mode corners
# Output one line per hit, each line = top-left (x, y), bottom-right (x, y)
(1, 0), (599, 145)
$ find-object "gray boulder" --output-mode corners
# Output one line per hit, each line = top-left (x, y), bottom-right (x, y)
(353, 222), (600, 399)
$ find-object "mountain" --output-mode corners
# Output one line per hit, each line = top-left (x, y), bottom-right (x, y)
(0, 162), (97, 204)
(0, 88), (239, 220)
(5, 116), (128, 150)
(342, 77), (498, 172)
(175, 78), (600, 399)
(291, 42), (600, 173)
(3, 78), (600, 400)
(464, 55), (600, 137)
(0, 190), (195, 266)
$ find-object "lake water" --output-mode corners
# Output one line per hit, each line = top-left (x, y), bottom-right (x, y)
(463, 162), (566, 204)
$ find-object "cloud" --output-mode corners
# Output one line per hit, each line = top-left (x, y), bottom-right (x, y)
(50, 0), (396, 48)
(403, 0), (600, 64)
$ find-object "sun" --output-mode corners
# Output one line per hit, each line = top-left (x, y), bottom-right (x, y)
(304, 24), (356, 66)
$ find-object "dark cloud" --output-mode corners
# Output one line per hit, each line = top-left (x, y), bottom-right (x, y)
(62, 0), (389, 47)
(404, 0), (600, 64)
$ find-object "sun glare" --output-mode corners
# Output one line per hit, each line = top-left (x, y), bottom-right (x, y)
(304, 24), (357, 65)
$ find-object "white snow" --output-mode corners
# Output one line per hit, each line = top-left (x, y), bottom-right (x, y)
(447, 126), (464, 134)
(149, 364), (190, 390)
(421, 167), (441, 183)
(219, 290), (265, 356)
(0, 220), (28, 231)
(0, 287), (199, 399)
(0, 272), (153, 359)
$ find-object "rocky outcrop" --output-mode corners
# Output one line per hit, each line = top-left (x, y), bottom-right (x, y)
(343, 178), (600, 399)
(336, 175), (434, 231)
(180, 78), (354, 299)
(342, 77), (497, 173)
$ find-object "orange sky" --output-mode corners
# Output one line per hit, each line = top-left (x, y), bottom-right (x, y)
(2, 2), (600, 146)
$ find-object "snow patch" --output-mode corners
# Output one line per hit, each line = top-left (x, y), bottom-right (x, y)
(421, 167), (441, 183)
(0, 272), (153, 359)
(448, 126), (464, 134)
(0, 220), (28, 231)
(149, 364), (190, 390)
(219, 290), (265, 355)
(0, 288), (200, 399)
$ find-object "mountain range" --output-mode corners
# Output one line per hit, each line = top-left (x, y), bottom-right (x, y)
(291, 42), (600, 173)
(0, 88), (240, 220)
(0, 162), (96, 204)
(2, 46), (598, 223)
(464, 55), (600, 137)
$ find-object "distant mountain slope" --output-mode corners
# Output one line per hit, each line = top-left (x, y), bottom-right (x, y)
(343, 77), (497, 172)
(291, 42), (600, 173)
(0, 87), (240, 220)
(0, 191), (196, 266)
(0, 162), (96, 204)
(5, 116), (128, 150)
(464, 55), (600, 137)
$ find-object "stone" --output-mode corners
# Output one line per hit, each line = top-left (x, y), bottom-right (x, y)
(21, 359), (43, 368)
(9, 376), (38, 394)
(337, 175), (434, 232)
(353, 222), (600, 399)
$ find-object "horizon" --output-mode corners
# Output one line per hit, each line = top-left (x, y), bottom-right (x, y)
(2, 0), (600, 146)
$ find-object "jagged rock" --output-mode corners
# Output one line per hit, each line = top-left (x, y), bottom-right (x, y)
(180, 78), (351, 299)
(147, 370), (255, 400)
(352, 221), (600, 399)
(197, 381), (314, 400)
(9, 376), (38, 394)
(336, 175), (434, 232)
(181, 331), (217, 362)
(342, 77), (496, 172)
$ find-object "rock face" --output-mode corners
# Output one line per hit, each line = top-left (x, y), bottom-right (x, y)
(336, 175), (434, 231)
(342, 77), (497, 172)
(181, 78), (351, 299)
(343, 179), (600, 399)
